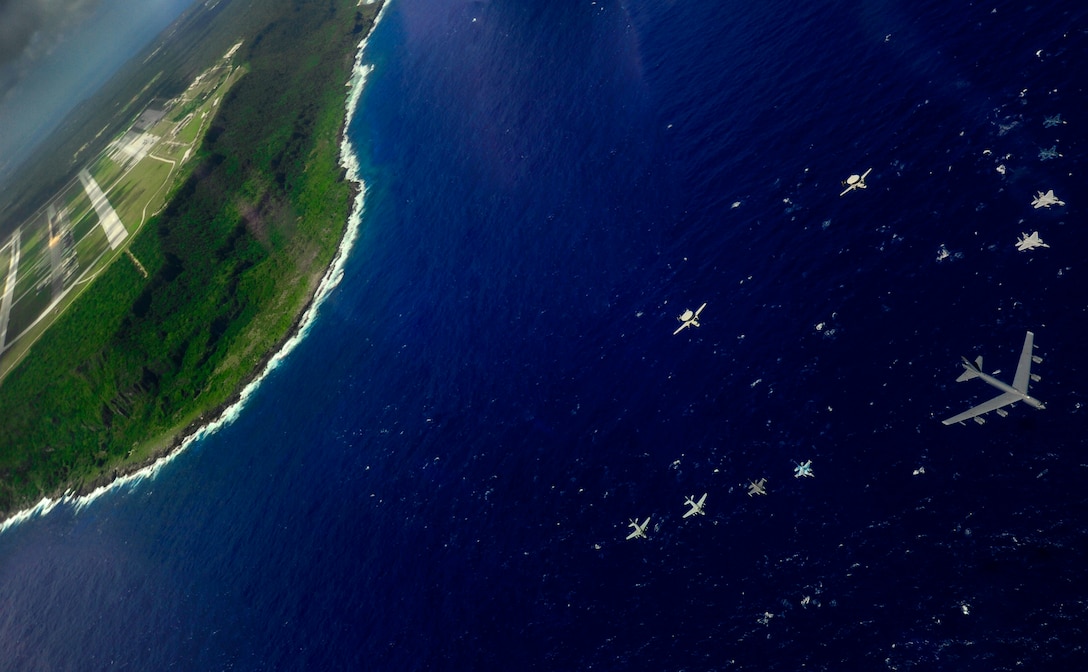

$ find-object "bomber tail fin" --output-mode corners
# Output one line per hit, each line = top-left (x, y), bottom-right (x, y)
(955, 356), (982, 382)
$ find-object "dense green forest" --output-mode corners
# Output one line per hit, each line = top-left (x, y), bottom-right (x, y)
(0, 0), (382, 514)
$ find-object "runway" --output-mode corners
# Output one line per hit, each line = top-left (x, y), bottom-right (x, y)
(0, 228), (20, 351)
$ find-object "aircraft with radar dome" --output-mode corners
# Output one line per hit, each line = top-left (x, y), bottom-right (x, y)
(626, 517), (651, 540)
(747, 478), (768, 497)
(942, 331), (1045, 426)
(673, 302), (707, 335)
(682, 493), (708, 518)
(839, 168), (872, 196)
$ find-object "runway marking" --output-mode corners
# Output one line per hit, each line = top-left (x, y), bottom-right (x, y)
(78, 170), (128, 250)
(0, 228), (21, 351)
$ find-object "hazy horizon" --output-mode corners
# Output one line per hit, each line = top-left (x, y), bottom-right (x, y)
(0, 0), (199, 184)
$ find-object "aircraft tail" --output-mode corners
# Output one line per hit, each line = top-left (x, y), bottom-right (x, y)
(955, 356), (982, 382)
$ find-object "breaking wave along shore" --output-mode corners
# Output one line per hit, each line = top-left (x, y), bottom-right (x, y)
(0, 4), (388, 535)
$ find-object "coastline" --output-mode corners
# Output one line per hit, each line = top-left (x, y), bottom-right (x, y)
(0, 1), (388, 535)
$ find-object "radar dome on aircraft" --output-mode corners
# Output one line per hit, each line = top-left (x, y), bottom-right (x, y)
(672, 302), (707, 335)
(839, 167), (873, 196)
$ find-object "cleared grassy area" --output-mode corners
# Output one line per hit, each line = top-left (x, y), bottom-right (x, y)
(0, 0), (382, 514)
(111, 158), (174, 226)
(0, 31), (247, 367)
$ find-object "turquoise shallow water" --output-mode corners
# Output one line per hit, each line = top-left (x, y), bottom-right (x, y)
(2, 0), (1088, 669)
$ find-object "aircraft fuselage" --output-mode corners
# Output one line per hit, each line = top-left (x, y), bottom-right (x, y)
(964, 359), (1046, 410)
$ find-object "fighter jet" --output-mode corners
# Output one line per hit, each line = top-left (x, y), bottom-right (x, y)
(1031, 190), (1065, 209)
(1043, 114), (1066, 128)
(747, 478), (768, 497)
(626, 517), (651, 540)
(793, 460), (814, 478)
(673, 302), (707, 335)
(1015, 231), (1050, 252)
(682, 493), (708, 518)
(1038, 145), (1062, 161)
(942, 331), (1045, 426)
(839, 168), (873, 196)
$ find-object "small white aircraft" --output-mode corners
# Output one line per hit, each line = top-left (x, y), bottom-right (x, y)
(793, 460), (814, 478)
(626, 517), (651, 540)
(682, 493), (708, 518)
(1015, 231), (1050, 252)
(942, 331), (1046, 426)
(1031, 189), (1065, 209)
(747, 478), (768, 497)
(673, 302), (707, 335)
(839, 168), (873, 196)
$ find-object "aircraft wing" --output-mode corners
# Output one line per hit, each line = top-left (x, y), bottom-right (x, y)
(682, 507), (697, 519)
(1012, 331), (1035, 393)
(941, 392), (1020, 426)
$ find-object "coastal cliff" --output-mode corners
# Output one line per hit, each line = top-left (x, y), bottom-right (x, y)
(0, 0), (384, 517)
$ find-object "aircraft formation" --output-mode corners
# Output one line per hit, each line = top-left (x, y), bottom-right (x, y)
(625, 465), (814, 540)
(639, 142), (1059, 538)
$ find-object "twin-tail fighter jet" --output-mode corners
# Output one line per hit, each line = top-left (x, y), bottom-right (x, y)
(626, 517), (651, 540)
(673, 303), (707, 335)
(1015, 231), (1049, 252)
(942, 331), (1045, 426)
(793, 460), (814, 478)
(747, 478), (768, 497)
(839, 168), (873, 196)
(682, 493), (708, 518)
(1031, 190), (1065, 209)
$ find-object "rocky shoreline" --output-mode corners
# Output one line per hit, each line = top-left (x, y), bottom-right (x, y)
(0, 0), (384, 525)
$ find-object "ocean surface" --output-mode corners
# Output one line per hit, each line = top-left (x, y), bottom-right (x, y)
(2, 0), (1088, 669)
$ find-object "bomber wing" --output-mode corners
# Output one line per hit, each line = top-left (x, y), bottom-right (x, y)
(941, 392), (1019, 426)
(1012, 331), (1035, 393)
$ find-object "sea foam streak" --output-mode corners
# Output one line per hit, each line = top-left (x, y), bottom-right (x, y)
(0, 6), (389, 535)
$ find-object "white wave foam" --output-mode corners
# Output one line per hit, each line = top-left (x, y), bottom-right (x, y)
(0, 6), (391, 535)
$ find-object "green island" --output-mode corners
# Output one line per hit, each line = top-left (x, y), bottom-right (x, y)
(0, 0), (384, 516)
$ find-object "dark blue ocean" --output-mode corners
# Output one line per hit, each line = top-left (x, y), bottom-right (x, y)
(3, 0), (1088, 669)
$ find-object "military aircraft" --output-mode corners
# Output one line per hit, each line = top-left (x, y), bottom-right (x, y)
(1031, 189), (1065, 209)
(682, 493), (708, 518)
(1038, 145), (1062, 161)
(1043, 114), (1066, 128)
(747, 478), (768, 497)
(1015, 231), (1050, 252)
(793, 460), (814, 478)
(673, 302), (707, 335)
(942, 331), (1046, 426)
(626, 517), (651, 540)
(839, 168), (873, 196)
